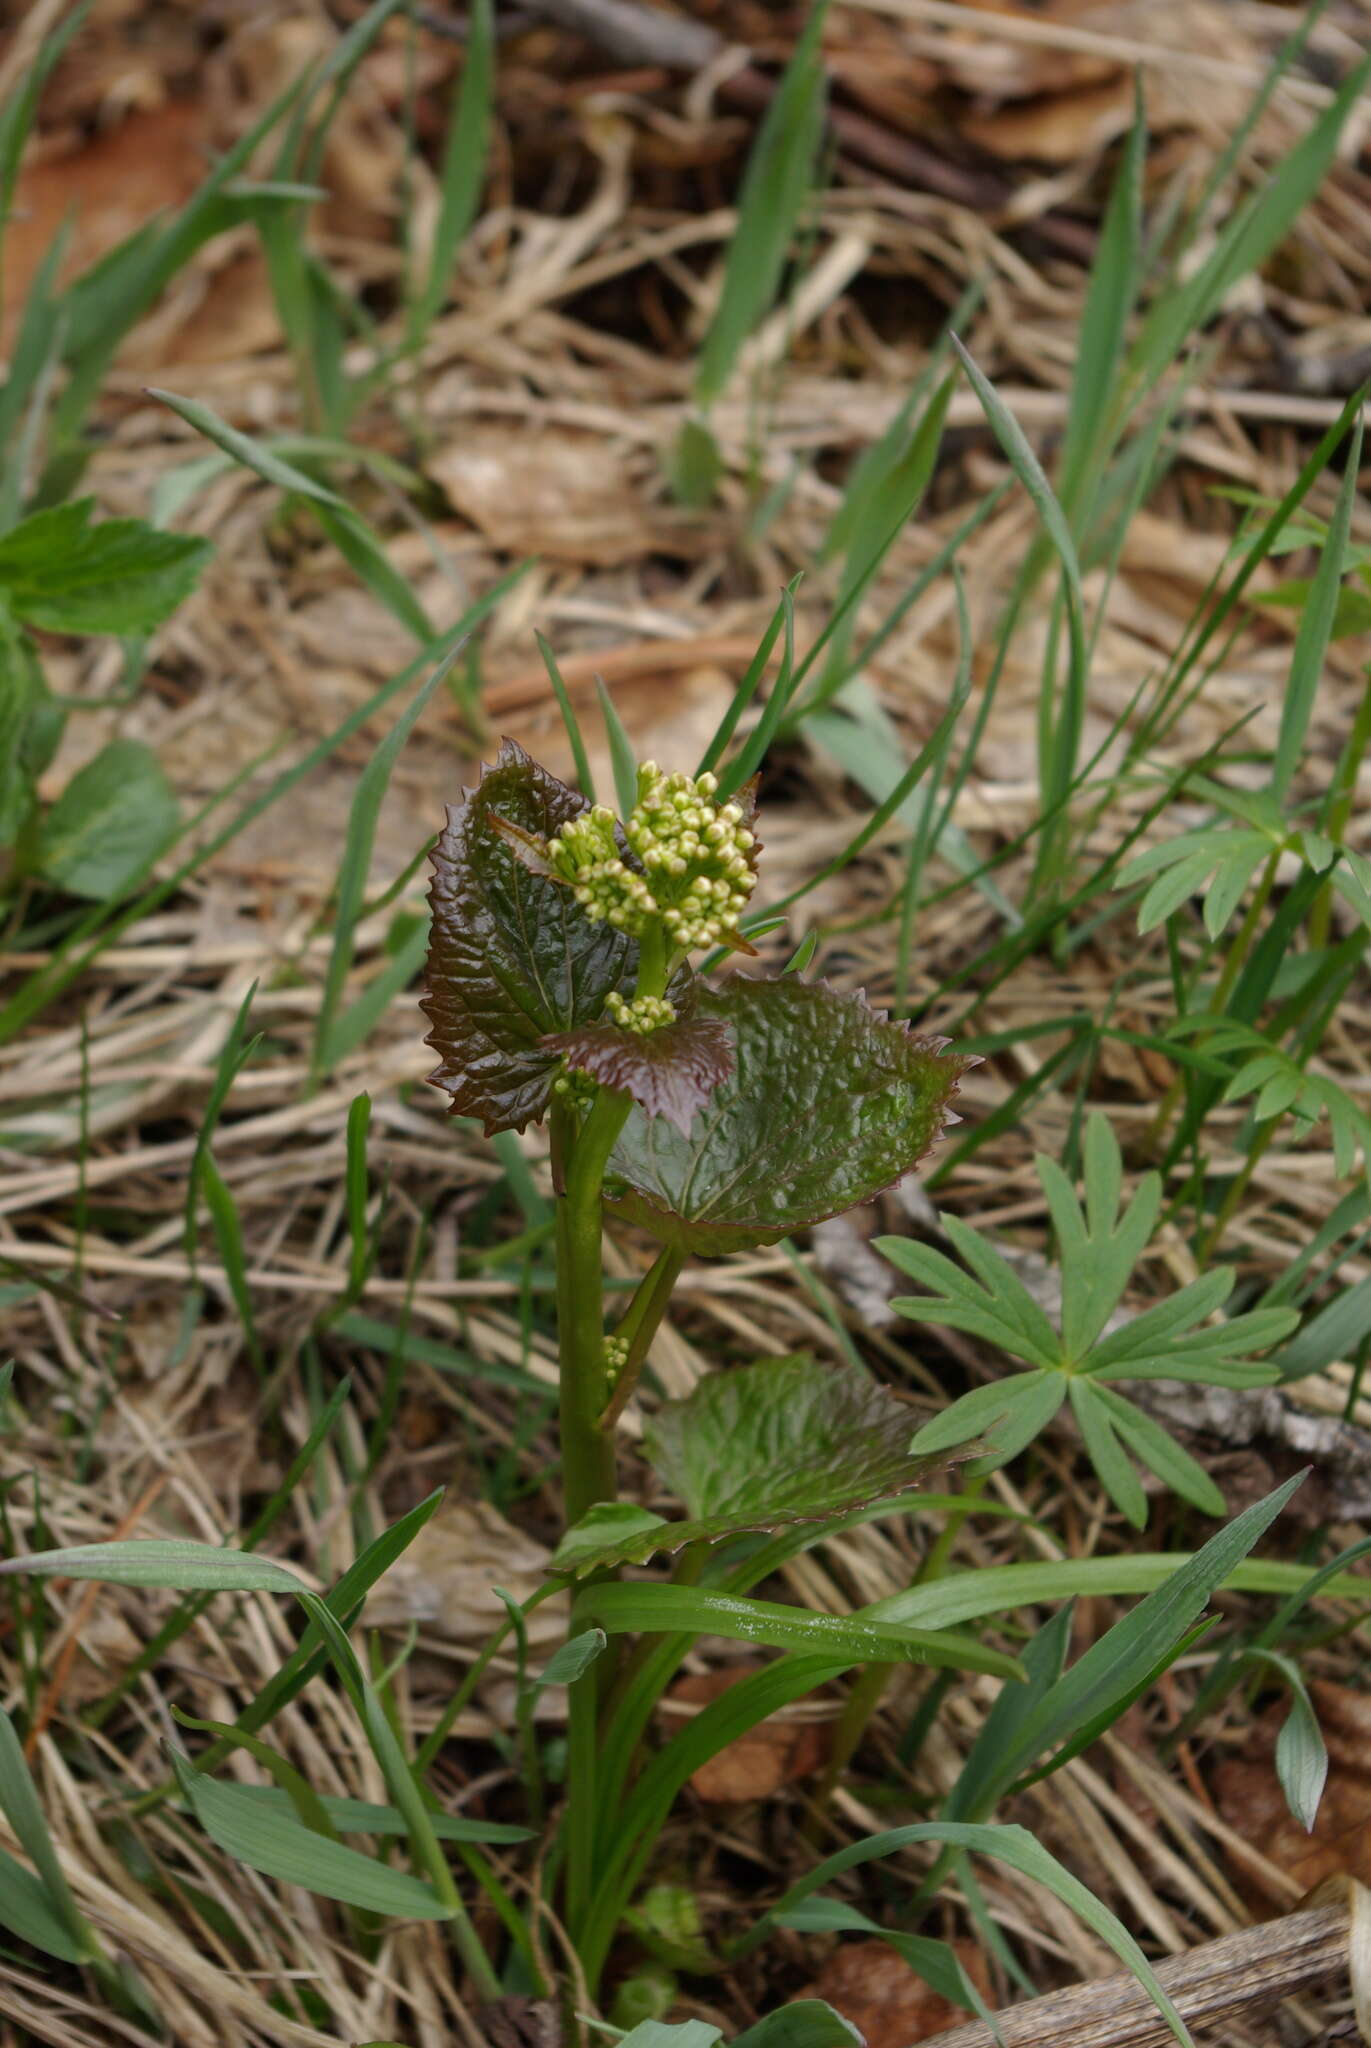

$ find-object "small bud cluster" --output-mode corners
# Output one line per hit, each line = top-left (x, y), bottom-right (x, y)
(605, 991), (676, 1035)
(603, 1333), (629, 1383)
(545, 766), (756, 951)
(552, 1066), (597, 1115)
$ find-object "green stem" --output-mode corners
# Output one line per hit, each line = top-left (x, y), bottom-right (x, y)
(599, 1246), (685, 1433)
(1310, 665), (1371, 950)
(554, 925), (674, 1959)
(1196, 1114), (1278, 1264)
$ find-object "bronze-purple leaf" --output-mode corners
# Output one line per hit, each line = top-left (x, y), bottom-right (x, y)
(542, 1012), (734, 1136)
(423, 740), (641, 1133)
(604, 975), (973, 1255)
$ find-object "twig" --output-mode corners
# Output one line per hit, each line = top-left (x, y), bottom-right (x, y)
(521, 0), (717, 71)
(918, 1904), (1349, 2048)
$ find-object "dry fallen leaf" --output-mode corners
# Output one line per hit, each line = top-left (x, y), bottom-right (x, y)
(961, 76), (1134, 163)
(362, 1499), (565, 1647)
(661, 1663), (830, 1802)
(430, 425), (708, 567)
(1214, 1681), (1371, 1903)
(798, 1938), (991, 2048)
(2, 99), (206, 351)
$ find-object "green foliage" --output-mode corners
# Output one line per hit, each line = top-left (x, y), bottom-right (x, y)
(0, 499), (208, 907)
(880, 1114), (1297, 1522)
(33, 738), (179, 903)
(607, 2009), (862, 2048)
(0, 498), (209, 633)
(606, 979), (970, 1254)
(554, 1355), (960, 1571)
(424, 741), (642, 1130)
(168, 1749), (454, 1920)
(691, 3), (830, 412)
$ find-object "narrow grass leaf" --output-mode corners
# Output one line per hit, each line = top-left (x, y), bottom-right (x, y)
(693, 2), (831, 407)
(1127, 50), (1371, 389)
(539, 632), (595, 798)
(201, 1155), (263, 1374)
(574, 1583), (1020, 1678)
(411, 0), (492, 339)
(172, 1712), (338, 1841)
(1273, 413), (1363, 798)
(1057, 89), (1144, 526)
(224, 1786), (533, 1843)
(0, 1704), (94, 1958)
(0, 1844), (88, 1962)
(314, 658), (451, 1078)
(697, 585), (794, 776)
(747, 1821), (1191, 2046)
(0, 1540), (304, 1593)
(169, 1749), (452, 1919)
(596, 677), (640, 818)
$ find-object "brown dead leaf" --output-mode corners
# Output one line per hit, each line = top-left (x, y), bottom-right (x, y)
(429, 426), (708, 567)
(56, 1608), (143, 1709)
(661, 1663), (830, 1802)
(2, 99), (206, 351)
(362, 1499), (565, 1647)
(948, 0), (1266, 161)
(936, 0), (1118, 101)
(962, 76), (1133, 163)
(1214, 1681), (1371, 1904)
(167, 247), (281, 365)
(798, 1939), (991, 2048)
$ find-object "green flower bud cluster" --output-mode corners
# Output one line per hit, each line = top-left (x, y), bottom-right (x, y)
(605, 991), (676, 1035)
(552, 1067), (597, 1115)
(545, 765), (756, 950)
(603, 1333), (629, 1383)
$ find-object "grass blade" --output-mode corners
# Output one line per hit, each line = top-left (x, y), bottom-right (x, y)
(410, 0), (493, 341)
(313, 655), (452, 1080)
(1273, 412), (1363, 799)
(693, 2), (831, 408)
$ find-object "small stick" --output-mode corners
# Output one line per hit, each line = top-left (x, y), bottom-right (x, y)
(917, 1904), (1349, 2048)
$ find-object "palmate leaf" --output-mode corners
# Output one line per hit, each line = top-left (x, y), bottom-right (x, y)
(881, 1111), (1294, 1511)
(0, 499), (211, 634)
(543, 1002), (733, 1137)
(605, 978), (971, 1255)
(552, 1354), (955, 1571)
(1171, 1015), (1371, 1179)
(423, 740), (643, 1132)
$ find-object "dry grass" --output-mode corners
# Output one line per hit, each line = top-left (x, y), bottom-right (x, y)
(2, 1), (1371, 2042)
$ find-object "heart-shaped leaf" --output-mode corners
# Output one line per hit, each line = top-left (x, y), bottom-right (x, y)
(423, 740), (642, 1132)
(604, 977), (971, 1254)
(552, 1355), (953, 1572)
(542, 1004), (733, 1135)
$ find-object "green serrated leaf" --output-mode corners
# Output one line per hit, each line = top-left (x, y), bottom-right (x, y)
(0, 499), (210, 634)
(423, 740), (644, 1132)
(606, 978), (971, 1254)
(543, 1005), (734, 1138)
(32, 738), (179, 902)
(555, 1356), (957, 1572)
